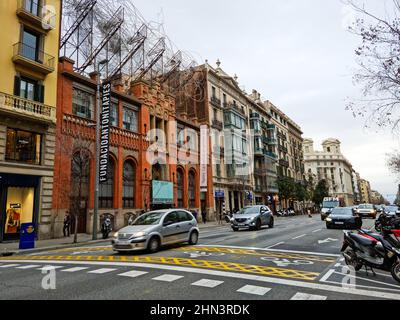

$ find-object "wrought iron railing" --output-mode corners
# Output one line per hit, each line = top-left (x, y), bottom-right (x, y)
(13, 42), (55, 70)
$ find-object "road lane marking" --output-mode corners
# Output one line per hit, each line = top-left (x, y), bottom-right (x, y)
(0, 264), (20, 268)
(88, 268), (117, 274)
(37, 266), (64, 271)
(0, 256), (320, 281)
(290, 292), (327, 300)
(192, 279), (223, 288)
(152, 274), (184, 282)
(292, 234), (307, 240)
(265, 242), (285, 249)
(333, 270), (400, 289)
(237, 285), (271, 296)
(118, 270), (148, 278)
(312, 229), (322, 233)
(195, 245), (341, 257)
(319, 269), (336, 282)
(16, 265), (41, 269)
(61, 267), (89, 273)
(176, 246), (336, 263)
(3, 259), (400, 299)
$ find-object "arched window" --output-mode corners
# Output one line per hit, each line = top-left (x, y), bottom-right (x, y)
(123, 160), (136, 208)
(188, 170), (196, 208)
(99, 159), (115, 209)
(177, 169), (184, 208)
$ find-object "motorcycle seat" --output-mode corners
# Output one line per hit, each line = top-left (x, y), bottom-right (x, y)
(349, 232), (377, 246)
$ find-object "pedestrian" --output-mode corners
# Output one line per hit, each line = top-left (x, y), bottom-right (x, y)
(201, 208), (207, 224)
(63, 211), (71, 237)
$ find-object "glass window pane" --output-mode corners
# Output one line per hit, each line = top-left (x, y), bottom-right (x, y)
(111, 103), (118, 127)
(5, 128), (41, 164)
(22, 30), (38, 61)
(73, 88), (94, 119)
(123, 107), (138, 132)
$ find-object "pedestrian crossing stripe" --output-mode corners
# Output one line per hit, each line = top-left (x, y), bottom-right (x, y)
(175, 246), (337, 263)
(0, 255), (320, 281)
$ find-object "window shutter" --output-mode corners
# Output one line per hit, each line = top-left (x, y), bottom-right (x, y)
(36, 84), (45, 103)
(14, 76), (21, 96)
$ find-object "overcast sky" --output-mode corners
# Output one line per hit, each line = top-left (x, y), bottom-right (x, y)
(134, 0), (400, 201)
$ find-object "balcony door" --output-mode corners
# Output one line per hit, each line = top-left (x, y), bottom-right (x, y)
(24, 0), (40, 16)
(22, 29), (40, 62)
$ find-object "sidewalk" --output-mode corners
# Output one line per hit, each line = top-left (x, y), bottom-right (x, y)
(0, 221), (229, 256)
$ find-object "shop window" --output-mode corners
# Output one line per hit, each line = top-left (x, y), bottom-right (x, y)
(4, 187), (35, 236)
(99, 159), (115, 209)
(123, 161), (135, 209)
(123, 106), (138, 132)
(5, 128), (41, 165)
(72, 87), (94, 119)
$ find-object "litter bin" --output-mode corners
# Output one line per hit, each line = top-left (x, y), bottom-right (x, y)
(19, 223), (35, 250)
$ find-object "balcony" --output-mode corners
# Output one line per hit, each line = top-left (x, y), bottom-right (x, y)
(210, 96), (221, 107)
(264, 150), (278, 160)
(0, 91), (55, 124)
(224, 102), (246, 116)
(279, 159), (290, 168)
(211, 119), (223, 131)
(250, 112), (260, 119)
(279, 145), (288, 153)
(254, 148), (264, 157)
(17, 0), (56, 31)
(13, 42), (55, 75)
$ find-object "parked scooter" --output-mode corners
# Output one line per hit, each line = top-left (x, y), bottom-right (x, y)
(101, 216), (112, 239)
(341, 226), (400, 283)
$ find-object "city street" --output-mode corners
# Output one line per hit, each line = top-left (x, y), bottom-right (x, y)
(1, 215), (399, 300)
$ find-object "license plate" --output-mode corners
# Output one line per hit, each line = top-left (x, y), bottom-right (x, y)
(118, 241), (130, 245)
(335, 222), (344, 225)
(238, 224), (246, 226)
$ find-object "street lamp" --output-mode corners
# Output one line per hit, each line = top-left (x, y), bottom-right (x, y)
(93, 59), (109, 240)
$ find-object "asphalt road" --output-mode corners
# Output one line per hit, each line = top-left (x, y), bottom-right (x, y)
(1, 215), (400, 300)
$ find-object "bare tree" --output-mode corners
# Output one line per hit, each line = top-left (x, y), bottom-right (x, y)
(345, 0), (400, 131)
(55, 128), (94, 244)
(387, 151), (400, 177)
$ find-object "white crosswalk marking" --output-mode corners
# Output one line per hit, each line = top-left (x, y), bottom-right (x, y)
(88, 268), (117, 274)
(118, 270), (148, 278)
(237, 285), (271, 296)
(37, 266), (64, 271)
(16, 265), (41, 270)
(191, 279), (224, 288)
(290, 292), (327, 300)
(0, 264), (20, 268)
(61, 267), (89, 273)
(152, 274), (184, 282)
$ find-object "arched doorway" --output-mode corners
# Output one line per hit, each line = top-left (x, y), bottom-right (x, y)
(99, 158), (115, 209)
(188, 170), (196, 208)
(177, 168), (184, 208)
(152, 162), (166, 181)
(70, 149), (90, 233)
(123, 160), (136, 209)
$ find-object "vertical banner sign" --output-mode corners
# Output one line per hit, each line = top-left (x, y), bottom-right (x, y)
(200, 125), (208, 192)
(99, 82), (111, 183)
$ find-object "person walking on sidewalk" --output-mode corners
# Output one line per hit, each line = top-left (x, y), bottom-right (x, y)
(201, 206), (207, 224)
(63, 211), (71, 237)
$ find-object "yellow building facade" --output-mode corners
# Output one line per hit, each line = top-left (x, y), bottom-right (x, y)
(0, 0), (61, 241)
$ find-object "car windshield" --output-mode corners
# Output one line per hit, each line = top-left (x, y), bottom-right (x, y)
(386, 206), (399, 212)
(331, 208), (353, 216)
(133, 212), (165, 225)
(323, 201), (339, 208)
(358, 204), (373, 209)
(237, 207), (260, 215)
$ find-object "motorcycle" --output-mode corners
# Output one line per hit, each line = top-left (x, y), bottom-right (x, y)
(375, 211), (400, 233)
(341, 226), (400, 284)
(101, 217), (112, 239)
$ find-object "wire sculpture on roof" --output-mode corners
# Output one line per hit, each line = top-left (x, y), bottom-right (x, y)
(60, 0), (205, 104)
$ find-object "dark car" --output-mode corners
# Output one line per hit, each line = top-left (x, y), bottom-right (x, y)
(325, 207), (362, 230)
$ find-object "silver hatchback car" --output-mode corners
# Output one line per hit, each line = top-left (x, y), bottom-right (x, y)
(230, 205), (274, 231)
(112, 209), (200, 253)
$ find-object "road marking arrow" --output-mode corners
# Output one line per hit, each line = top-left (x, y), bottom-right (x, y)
(318, 238), (338, 245)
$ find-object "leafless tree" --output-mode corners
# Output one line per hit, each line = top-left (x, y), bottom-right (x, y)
(387, 151), (400, 177)
(344, 0), (400, 131)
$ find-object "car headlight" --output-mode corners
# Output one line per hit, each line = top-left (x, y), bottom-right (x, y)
(371, 210), (375, 214)
(326, 218), (332, 222)
(113, 232), (119, 238)
(133, 231), (146, 238)
(248, 217), (256, 222)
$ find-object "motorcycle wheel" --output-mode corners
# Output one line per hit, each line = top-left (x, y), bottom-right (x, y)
(391, 262), (400, 284)
(344, 249), (363, 271)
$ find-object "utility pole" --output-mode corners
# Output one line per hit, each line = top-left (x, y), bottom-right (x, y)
(93, 59), (108, 240)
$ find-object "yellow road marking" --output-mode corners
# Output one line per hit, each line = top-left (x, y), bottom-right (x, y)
(175, 246), (337, 263)
(0, 255), (320, 281)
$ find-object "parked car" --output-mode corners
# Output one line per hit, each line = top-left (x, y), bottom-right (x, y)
(230, 205), (274, 231)
(112, 209), (199, 253)
(325, 207), (362, 230)
(355, 204), (377, 219)
(383, 205), (400, 216)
